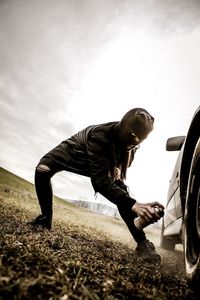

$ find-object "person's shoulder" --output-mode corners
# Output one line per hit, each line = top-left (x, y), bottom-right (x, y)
(88, 121), (118, 146)
(91, 121), (118, 133)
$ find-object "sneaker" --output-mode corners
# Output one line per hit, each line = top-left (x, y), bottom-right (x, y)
(135, 239), (161, 263)
(28, 215), (52, 230)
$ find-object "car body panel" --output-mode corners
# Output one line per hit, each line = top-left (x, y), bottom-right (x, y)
(161, 106), (200, 283)
(163, 149), (183, 235)
(164, 217), (182, 236)
(162, 106), (200, 242)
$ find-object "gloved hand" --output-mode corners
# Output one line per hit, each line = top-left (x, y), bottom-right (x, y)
(132, 201), (164, 222)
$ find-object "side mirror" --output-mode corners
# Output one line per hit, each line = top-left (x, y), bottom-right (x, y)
(166, 136), (185, 151)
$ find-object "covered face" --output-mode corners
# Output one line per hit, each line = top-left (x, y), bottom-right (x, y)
(119, 108), (154, 151)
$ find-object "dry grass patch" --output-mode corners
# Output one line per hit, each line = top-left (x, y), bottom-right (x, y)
(0, 168), (199, 299)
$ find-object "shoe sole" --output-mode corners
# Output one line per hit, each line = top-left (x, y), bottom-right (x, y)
(136, 254), (161, 264)
(27, 221), (51, 230)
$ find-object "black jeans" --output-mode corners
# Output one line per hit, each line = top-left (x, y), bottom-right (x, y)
(34, 157), (62, 219)
(35, 157), (146, 243)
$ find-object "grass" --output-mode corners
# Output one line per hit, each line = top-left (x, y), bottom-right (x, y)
(0, 167), (199, 299)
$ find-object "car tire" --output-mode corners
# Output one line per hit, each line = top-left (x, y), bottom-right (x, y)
(184, 137), (200, 285)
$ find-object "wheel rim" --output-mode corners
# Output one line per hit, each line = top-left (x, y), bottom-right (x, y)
(186, 155), (200, 265)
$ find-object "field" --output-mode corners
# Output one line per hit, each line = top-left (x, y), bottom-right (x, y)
(0, 167), (199, 299)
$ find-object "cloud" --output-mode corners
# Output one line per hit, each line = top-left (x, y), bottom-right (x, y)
(0, 0), (200, 202)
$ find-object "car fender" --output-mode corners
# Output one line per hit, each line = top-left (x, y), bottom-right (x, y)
(179, 106), (200, 213)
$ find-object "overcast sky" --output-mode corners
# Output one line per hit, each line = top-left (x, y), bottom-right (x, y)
(0, 0), (200, 206)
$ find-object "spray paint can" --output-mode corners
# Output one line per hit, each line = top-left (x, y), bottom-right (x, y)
(134, 206), (164, 230)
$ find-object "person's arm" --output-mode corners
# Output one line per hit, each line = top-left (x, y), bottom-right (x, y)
(87, 130), (164, 220)
(87, 131), (136, 209)
(114, 179), (130, 194)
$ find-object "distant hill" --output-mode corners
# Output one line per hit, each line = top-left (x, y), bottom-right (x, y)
(0, 166), (71, 208)
(68, 198), (121, 218)
(0, 167), (35, 192)
(0, 167), (120, 218)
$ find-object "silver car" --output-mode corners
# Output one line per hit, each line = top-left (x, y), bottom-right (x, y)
(160, 106), (200, 285)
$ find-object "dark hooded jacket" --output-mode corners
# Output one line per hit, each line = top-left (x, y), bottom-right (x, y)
(44, 121), (137, 209)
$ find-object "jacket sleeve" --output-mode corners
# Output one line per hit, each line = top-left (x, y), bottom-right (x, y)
(114, 179), (130, 194)
(87, 131), (136, 209)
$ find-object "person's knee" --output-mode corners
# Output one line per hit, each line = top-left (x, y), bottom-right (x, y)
(36, 164), (51, 173)
(35, 164), (52, 184)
